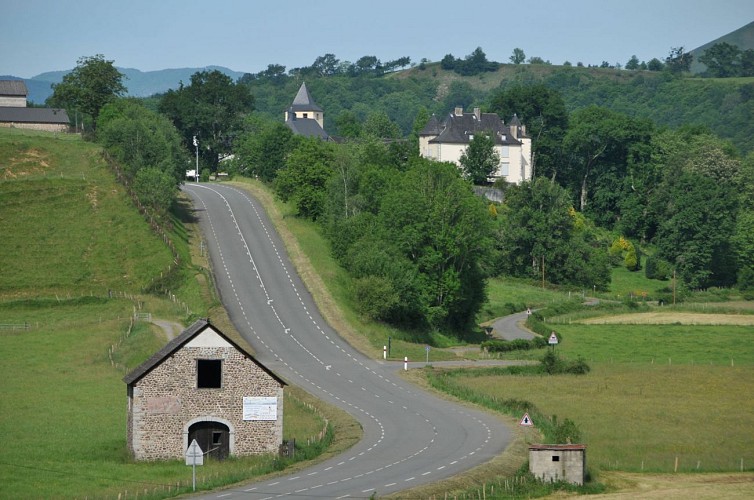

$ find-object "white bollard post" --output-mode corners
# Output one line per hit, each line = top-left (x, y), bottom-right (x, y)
(383, 346), (387, 360)
(404, 356), (408, 371)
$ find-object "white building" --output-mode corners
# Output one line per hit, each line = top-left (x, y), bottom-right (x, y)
(419, 107), (532, 184)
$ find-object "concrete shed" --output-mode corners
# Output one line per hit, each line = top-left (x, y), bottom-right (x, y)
(529, 444), (587, 485)
(123, 319), (286, 461)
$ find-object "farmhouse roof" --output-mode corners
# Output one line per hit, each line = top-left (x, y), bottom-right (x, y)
(289, 82), (323, 113)
(429, 108), (522, 146)
(529, 444), (587, 451)
(285, 115), (329, 139)
(123, 319), (287, 387)
(0, 107), (69, 124)
(0, 80), (28, 96)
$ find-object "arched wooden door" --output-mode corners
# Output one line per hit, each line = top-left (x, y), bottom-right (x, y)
(187, 421), (229, 460)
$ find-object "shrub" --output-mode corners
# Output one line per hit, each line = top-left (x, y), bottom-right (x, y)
(481, 337), (547, 353)
(541, 350), (590, 375)
(645, 254), (670, 280)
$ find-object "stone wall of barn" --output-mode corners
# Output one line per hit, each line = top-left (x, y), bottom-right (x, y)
(128, 345), (283, 461)
(529, 444), (586, 485)
(0, 122), (69, 132)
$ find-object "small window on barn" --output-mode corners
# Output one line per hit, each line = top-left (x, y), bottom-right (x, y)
(552, 455), (560, 462)
(197, 359), (222, 388)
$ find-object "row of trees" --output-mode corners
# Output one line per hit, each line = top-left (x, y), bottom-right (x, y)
(239, 53), (412, 84)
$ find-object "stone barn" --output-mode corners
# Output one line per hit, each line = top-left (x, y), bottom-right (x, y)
(124, 319), (286, 461)
(529, 444), (587, 485)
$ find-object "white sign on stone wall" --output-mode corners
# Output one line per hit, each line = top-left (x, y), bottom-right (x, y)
(243, 396), (277, 421)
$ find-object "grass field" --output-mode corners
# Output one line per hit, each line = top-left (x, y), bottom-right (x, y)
(445, 363), (753, 472)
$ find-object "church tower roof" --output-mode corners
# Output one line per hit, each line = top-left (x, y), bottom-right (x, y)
(289, 82), (323, 112)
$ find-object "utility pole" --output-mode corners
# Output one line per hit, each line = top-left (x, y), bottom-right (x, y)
(193, 135), (199, 182)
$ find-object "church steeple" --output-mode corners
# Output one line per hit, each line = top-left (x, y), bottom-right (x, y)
(285, 82), (324, 129)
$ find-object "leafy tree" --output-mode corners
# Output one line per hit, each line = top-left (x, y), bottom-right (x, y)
(383, 56), (411, 72)
(665, 46), (693, 74)
(98, 99), (186, 184)
(528, 56), (547, 65)
(159, 70), (254, 172)
(47, 54), (126, 132)
(561, 106), (653, 227)
(312, 53), (340, 77)
(459, 132), (499, 184)
(355, 55), (381, 75)
(496, 177), (610, 289)
(488, 84), (568, 180)
(440, 54), (457, 70)
(362, 111), (401, 139)
(274, 138), (335, 219)
(647, 58), (664, 71)
(741, 49), (754, 77)
(510, 48), (526, 65)
(235, 116), (295, 182)
(699, 42), (742, 77)
(378, 159), (492, 330)
(133, 167), (177, 214)
(334, 110), (362, 138)
(625, 55), (640, 70)
(652, 169), (738, 288)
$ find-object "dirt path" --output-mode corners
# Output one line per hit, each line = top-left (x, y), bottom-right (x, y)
(149, 319), (185, 341)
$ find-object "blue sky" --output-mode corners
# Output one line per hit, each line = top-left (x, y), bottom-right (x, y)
(1, 0), (752, 78)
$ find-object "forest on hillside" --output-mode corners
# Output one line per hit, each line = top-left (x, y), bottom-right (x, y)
(240, 59), (754, 155)
(48, 53), (754, 338)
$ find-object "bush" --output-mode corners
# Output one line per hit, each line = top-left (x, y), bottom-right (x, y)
(481, 337), (547, 353)
(541, 350), (590, 375)
(738, 266), (754, 291)
(645, 254), (670, 280)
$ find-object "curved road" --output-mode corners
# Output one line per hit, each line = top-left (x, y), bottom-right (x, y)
(183, 183), (512, 499)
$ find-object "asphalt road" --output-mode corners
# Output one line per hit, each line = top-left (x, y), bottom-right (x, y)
(182, 183), (513, 499)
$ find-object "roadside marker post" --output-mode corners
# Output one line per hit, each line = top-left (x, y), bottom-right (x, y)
(383, 345), (387, 360)
(404, 356), (408, 371)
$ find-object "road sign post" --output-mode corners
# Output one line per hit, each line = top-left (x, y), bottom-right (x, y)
(548, 331), (559, 350)
(425, 345), (430, 364)
(186, 439), (204, 491)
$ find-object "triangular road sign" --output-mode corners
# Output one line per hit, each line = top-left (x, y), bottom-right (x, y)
(185, 439), (204, 465)
(520, 412), (533, 426)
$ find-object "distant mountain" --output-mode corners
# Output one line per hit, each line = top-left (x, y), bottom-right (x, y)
(13, 65), (247, 104)
(689, 20), (754, 74)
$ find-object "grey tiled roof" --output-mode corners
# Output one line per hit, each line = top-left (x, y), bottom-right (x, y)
(419, 114), (441, 136)
(285, 116), (329, 139)
(0, 107), (69, 124)
(0, 80), (28, 96)
(429, 111), (522, 146)
(289, 82), (323, 112)
(123, 319), (287, 387)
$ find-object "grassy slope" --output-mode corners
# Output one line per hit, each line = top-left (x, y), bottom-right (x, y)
(0, 128), (174, 298)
